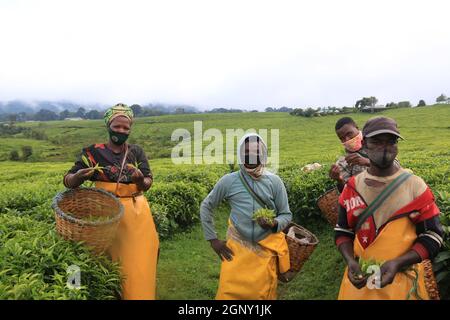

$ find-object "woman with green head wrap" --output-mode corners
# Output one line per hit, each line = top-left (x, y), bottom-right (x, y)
(63, 103), (160, 300)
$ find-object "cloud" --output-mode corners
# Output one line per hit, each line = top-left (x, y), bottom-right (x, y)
(0, 0), (449, 109)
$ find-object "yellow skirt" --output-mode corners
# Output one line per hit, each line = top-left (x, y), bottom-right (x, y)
(338, 217), (430, 300)
(95, 182), (160, 300)
(216, 224), (290, 300)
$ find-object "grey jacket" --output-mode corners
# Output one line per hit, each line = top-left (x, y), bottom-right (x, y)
(200, 170), (292, 243)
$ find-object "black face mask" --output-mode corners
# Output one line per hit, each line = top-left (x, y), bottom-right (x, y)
(244, 153), (261, 168)
(108, 128), (129, 145)
(367, 147), (397, 169)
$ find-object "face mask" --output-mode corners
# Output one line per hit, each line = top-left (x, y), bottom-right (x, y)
(108, 128), (129, 145)
(244, 152), (261, 168)
(367, 147), (397, 169)
(243, 160), (264, 179)
(342, 131), (363, 152)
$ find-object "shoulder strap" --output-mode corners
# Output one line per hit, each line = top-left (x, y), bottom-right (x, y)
(355, 172), (412, 232)
(239, 170), (270, 209)
(357, 149), (369, 159)
(114, 143), (129, 196)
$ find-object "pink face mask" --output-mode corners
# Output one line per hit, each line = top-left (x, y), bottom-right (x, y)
(342, 131), (363, 152)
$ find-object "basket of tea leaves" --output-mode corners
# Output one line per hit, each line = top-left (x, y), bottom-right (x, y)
(283, 222), (319, 273)
(317, 187), (340, 226)
(52, 187), (124, 254)
(252, 208), (319, 279)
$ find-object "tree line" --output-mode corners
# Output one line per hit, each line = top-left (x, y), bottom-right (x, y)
(1, 93), (448, 122)
(289, 94), (449, 118)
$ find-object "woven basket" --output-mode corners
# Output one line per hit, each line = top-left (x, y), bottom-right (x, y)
(52, 187), (124, 254)
(317, 188), (340, 226)
(422, 259), (440, 300)
(283, 222), (319, 273)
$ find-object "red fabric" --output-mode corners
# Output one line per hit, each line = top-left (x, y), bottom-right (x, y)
(94, 143), (105, 149)
(400, 187), (440, 223)
(338, 176), (357, 207)
(85, 150), (96, 165)
(335, 236), (353, 247)
(412, 242), (429, 260)
(339, 179), (439, 250)
(339, 177), (373, 248)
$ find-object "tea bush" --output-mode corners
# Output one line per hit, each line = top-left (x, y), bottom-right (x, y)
(158, 167), (227, 193)
(278, 164), (335, 222)
(150, 202), (171, 239)
(147, 181), (208, 237)
(0, 215), (121, 300)
(434, 191), (450, 299)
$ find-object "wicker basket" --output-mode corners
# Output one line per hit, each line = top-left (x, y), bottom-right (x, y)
(283, 222), (319, 273)
(422, 259), (440, 300)
(317, 188), (340, 226)
(52, 187), (124, 254)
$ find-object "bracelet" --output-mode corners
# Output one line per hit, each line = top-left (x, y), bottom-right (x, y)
(63, 174), (70, 188)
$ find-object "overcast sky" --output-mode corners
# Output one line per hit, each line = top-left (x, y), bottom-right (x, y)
(0, 0), (449, 110)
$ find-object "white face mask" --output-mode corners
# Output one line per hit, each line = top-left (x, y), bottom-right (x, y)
(342, 131), (363, 152)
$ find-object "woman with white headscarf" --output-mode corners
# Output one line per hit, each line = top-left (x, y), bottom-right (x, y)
(200, 133), (292, 299)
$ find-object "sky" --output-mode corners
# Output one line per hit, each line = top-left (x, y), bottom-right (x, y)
(0, 0), (449, 110)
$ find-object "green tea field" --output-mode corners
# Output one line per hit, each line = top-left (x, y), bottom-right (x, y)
(0, 105), (449, 299)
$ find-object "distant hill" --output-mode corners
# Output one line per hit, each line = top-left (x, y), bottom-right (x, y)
(0, 100), (107, 114)
(0, 100), (200, 115)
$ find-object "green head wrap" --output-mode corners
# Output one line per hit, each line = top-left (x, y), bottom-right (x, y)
(103, 103), (134, 126)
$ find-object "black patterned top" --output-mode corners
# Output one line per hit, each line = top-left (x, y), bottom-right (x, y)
(66, 143), (152, 184)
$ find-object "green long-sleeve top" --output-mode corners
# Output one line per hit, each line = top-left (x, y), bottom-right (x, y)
(200, 170), (292, 243)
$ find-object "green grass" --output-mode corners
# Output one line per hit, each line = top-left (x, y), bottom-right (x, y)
(156, 205), (344, 300)
(156, 205), (229, 299)
(0, 104), (449, 299)
(4, 104), (449, 163)
(278, 216), (344, 300)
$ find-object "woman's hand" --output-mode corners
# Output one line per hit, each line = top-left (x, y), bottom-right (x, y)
(347, 258), (368, 289)
(345, 154), (370, 167)
(329, 164), (343, 182)
(257, 217), (278, 230)
(131, 168), (145, 185)
(64, 168), (94, 189)
(209, 239), (234, 261)
(76, 168), (95, 181)
(380, 259), (401, 288)
(131, 168), (152, 191)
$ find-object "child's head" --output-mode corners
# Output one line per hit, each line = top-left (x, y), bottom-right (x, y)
(335, 117), (359, 143)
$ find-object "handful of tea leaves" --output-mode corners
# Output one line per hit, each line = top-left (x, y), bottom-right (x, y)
(127, 161), (141, 171)
(252, 208), (276, 223)
(82, 155), (105, 174)
(355, 257), (385, 279)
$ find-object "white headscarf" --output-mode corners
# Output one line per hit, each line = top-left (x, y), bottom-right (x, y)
(237, 133), (268, 180)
